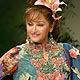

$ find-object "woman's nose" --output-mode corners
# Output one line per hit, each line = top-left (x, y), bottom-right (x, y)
(31, 25), (37, 33)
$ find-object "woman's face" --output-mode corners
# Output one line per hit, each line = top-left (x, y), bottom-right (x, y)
(26, 14), (53, 44)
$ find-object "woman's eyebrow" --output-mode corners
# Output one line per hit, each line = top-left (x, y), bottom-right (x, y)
(37, 21), (45, 23)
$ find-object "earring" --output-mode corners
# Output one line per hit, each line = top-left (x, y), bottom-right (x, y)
(27, 33), (30, 39)
(50, 32), (53, 38)
(48, 32), (52, 39)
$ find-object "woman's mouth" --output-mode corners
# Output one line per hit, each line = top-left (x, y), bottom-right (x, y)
(31, 34), (39, 38)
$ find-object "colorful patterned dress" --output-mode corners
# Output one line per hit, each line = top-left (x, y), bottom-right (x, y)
(0, 38), (80, 80)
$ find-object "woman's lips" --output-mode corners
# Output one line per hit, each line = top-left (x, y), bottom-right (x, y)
(31, 34), (39, 37)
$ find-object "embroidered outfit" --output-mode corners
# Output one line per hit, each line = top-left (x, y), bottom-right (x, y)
(0, 38), (80, 80)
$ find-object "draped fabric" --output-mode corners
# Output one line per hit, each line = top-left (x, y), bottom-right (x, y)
(0, 38), (80, 80)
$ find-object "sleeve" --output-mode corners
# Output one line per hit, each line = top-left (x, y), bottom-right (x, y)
(0, 47), (20, 79)
(63, 43), (80, 80)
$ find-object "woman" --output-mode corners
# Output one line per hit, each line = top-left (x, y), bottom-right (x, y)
(0, 0), (80, 80)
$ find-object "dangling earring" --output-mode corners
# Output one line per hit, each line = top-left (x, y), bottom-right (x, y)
(26, 33), (30, 44)
(48, 32), (53, 39)
(50, 32), (53, 39)
(27, 33), (30, 39)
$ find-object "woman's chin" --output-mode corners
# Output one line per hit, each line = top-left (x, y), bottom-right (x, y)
(31, 39), (40, 43)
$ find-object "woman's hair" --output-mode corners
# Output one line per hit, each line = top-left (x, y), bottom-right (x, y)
(24, 5), (60, 41)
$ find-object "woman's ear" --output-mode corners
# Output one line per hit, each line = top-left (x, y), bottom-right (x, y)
(50, 22), (55, 32)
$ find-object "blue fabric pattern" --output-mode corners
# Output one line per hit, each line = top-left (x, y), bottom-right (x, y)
(13, 57), (37, 80)
(63, 43), (80, 80)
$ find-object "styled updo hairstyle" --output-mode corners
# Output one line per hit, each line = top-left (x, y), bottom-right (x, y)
(24, 5), (60, 41)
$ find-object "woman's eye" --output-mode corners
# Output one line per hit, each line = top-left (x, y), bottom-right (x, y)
(37, 24), (44, 26)
(27, 22), (33, 26)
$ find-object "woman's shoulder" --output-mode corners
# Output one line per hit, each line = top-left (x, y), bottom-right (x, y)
(58, 42), (80, 59)
(0, 43), (27, 79)
(61, 42), (73, 50)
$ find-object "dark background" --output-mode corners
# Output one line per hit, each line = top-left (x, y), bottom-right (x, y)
(0, 0), (27, 56)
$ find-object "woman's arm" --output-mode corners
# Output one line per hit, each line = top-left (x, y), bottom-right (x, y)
(0, 47), (19, 79)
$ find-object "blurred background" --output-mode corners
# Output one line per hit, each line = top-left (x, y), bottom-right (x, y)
(0, 0), (80, 56)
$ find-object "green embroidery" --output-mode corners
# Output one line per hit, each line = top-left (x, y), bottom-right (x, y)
(18, 38), (70, 79)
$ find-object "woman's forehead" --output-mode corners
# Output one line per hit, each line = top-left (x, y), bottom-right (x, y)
(26, 12), (47, 22)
